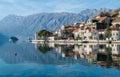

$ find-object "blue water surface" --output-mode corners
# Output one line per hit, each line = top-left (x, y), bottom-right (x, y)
(0, 36), (120, 77)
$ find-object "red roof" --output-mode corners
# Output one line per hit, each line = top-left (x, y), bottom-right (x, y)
(80, 22), (85, 25)
(98, 29), (105, 32)
(73, 29), (79, 32)
(113, 19), (120, 23)
(89, 29), (94, 33)
(97, 17), (107, 21)
(93, 17), (107, 21)
(110, 25), (119, 30)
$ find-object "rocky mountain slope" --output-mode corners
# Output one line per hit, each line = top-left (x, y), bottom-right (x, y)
(0, 8), (112, 39)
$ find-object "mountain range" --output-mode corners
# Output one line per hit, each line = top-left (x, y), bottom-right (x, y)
(0, 8), (112, 39)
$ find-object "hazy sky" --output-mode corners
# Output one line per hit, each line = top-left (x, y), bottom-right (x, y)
(0, 0), (120, 19)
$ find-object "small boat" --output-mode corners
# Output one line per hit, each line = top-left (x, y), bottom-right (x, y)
(27, 38), (32, 42)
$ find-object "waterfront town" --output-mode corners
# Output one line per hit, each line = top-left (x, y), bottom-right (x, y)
(33, 9), (120, 43)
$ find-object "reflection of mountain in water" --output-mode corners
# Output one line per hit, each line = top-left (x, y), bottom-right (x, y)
(0, 42), (86, 65)
(0, 33), (8, 46)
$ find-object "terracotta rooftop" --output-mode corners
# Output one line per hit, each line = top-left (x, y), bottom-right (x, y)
(113, 19), (120, 23)
(110, 25), (119, 30)
(73, 29), (79, 32)
(98, 29), (105, 32)
(97, 17), (107, 21)
(89, 29), (94, 33)
(80, 22), (85, 25)
(93, 17), (107, 21)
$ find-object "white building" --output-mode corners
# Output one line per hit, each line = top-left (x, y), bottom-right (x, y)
(61, 25), (65, 30)
(84, 29), (92, 40)
(72, 28), (85, 39)
(118, 11), (120, 17)
(111, 44), (120, 55)
(47, 37), (55, 41)
(72, 29), (79, 39)
(79, 22), (85, 27)
(35, 32), (38, 40)
(112, 19), (120, 25)
(53, 29), (62, 37)
(111, 29), (120, 41)
(73, 22), (80, 26)
(92, 30), (99, 40)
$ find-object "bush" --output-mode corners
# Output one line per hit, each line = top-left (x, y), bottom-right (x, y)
(77, 37), (82, 40)
(38, 30), (53, 37)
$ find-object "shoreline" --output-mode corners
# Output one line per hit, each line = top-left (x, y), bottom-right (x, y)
(30, 40), (120, 44)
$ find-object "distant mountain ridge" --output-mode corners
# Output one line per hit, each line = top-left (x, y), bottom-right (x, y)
(0, 8), (112, 39)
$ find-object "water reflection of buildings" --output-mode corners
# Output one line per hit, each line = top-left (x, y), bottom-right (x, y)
(36, 43), (120, 69)
(54, 44), (98, 63)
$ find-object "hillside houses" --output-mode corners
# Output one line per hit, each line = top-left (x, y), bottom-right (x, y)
(110, 25), (120, 40)
(112, 19), (120, 25)
(36, 9), (120, 41)
(56, 12), (120, 41)
(117, 10), (120, 17)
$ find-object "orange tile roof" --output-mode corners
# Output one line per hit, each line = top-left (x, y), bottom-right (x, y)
(96, 17), (107, 21)
(73, 29), (79, 32)
(110, 25), (119, 30)
(113, 19), (120, 23)
(110, 25), (116, 28)
(80, 22), (85, 25)
(98, 29), (105, 32)
(89, 29), (94, 33)
(81, 28), (84, 30)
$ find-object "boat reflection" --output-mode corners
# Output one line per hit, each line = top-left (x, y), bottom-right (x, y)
(36, 43), (120, 69)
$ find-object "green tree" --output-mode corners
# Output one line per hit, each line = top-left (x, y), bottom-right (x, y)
(116, 24), (120, 28)
(38, 30), (53, 37)
(77, 37), (82, 40)
(38, 45), (53, 53)
(105, 46), (112, 67)
(63, 29), (69, 39)
(105, 28), (112, 40)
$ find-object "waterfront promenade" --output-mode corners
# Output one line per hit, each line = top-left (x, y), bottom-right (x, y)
(31, 40), (120, 44)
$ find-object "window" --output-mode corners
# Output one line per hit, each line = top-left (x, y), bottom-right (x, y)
(112, 38), (113, 40)
(90, 45), (92, 48)
(113, 49), (115, 51)
(113, 33), (115, 35)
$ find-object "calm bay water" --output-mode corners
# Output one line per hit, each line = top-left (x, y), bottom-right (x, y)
(0, 38), (120, 77)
